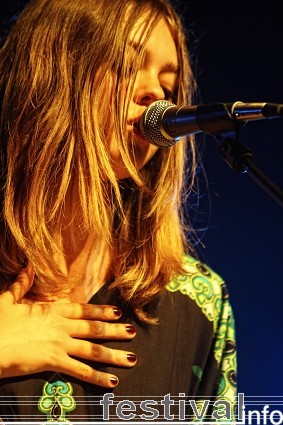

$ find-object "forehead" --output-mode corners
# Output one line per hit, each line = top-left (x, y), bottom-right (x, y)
(130, 13), (175, 43)
(129, 16), (178, 65)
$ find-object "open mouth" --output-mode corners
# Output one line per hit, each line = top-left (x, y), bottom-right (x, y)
(127, 119), (143, 138)
(128, 118), (140, 128)
(132, 120), (140, 130)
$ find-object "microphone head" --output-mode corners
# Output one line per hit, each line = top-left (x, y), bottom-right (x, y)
(138, 100), (178, 148)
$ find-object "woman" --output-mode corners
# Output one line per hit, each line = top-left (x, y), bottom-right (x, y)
(0, 0), (236, 421)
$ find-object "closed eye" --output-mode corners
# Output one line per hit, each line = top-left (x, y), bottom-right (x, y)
(163, 87), (177, 104)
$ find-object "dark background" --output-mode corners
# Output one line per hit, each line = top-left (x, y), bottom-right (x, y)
(184, 0), (283, 396)
(1, 0), (282, 396)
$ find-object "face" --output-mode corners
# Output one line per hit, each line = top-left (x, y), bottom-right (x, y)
(109, 16), (179, 179)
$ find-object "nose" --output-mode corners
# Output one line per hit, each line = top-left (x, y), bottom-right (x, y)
(133, 70), (165, 107)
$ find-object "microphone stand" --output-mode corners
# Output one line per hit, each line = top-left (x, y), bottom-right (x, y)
(213, 127), (283, 208)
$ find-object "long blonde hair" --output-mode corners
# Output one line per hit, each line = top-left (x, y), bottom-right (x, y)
(0, 0), (197, 321)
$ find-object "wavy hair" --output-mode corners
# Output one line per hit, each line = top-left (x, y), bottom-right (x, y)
(0, 0), (197, 321)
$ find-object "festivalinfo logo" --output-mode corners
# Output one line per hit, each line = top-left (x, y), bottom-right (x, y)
(2, 392), (283, 423)
(97, 392), (283, 424)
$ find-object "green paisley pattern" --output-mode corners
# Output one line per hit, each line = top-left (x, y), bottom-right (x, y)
(167, 255), (237, 420)
(167, 256), (223, 332)
(38, 255), (236, 422)
(38, 380), (76, 422)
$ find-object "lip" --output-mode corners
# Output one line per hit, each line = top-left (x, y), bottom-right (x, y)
(127, 117), (141, 128)
(127, 118), (144, 140)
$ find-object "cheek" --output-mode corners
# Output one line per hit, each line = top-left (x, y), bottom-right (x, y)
(97, 73), (159, 177)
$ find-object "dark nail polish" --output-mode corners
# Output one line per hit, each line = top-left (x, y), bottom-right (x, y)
(110, 376), (119, 386)
(127, 353), (137, 363)
(126, 325), (136, 334)
(113, 307), (122, 317)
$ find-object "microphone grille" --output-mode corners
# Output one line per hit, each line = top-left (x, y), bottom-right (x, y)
(139, 100), (177, 148)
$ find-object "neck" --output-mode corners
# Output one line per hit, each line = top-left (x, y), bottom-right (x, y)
(51, 190), (113, 302)
(67, 234), (112, 302)
(52, 233), (113, 303)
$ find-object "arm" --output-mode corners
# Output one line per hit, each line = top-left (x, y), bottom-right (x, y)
(0, 266), (136, 388)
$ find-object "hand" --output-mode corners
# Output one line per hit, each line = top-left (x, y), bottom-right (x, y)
(0, 266), (137, 387)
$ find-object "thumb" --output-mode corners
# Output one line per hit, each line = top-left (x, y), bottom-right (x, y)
(6, 264), (35, 303)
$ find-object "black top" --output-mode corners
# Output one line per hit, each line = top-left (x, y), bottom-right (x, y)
(0, 256), (237, 422)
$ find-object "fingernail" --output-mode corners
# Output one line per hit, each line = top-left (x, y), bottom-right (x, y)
(126, 325), (136, 334)
(110, 376), (119, 386)
(127, 353), (137, 363)
(113, 307), (122, 317)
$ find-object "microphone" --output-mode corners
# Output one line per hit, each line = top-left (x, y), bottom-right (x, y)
(138, 100), (283, 148)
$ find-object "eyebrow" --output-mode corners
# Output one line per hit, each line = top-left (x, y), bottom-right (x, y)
(128, 40), (179, 75)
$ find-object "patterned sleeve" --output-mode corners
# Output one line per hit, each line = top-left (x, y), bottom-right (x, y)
(213, 280), (237, 419)
(195, 261), (237, 422)
(168, 255), (237, 421)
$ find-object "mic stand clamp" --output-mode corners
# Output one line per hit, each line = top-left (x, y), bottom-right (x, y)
(213, 127), (283, 208)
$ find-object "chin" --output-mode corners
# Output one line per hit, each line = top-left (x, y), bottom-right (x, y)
(111, 142), (159, 180)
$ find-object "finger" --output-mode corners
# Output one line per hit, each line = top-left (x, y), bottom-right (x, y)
(1, 265), (35, 304)
(55, 356), (120, 388)
(67, 320), (136, 340)
(51, 303), (123, 321)
(68, 339), (137, 367)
